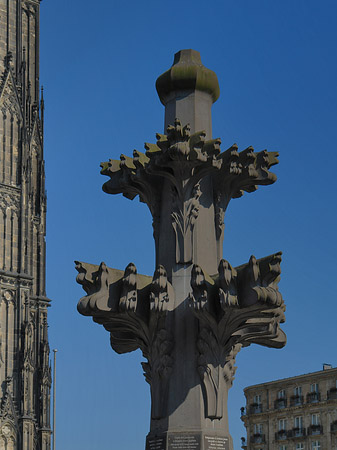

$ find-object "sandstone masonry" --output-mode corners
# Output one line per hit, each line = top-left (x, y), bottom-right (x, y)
(0, 1), (51, 449)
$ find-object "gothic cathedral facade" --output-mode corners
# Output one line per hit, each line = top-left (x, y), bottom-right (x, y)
(0, 0), (51, 449)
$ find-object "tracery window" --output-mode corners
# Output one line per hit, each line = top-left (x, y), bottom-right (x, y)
(0, 424), (16, 450)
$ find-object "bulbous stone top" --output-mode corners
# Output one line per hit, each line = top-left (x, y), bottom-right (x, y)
(156, 49), (220, 105)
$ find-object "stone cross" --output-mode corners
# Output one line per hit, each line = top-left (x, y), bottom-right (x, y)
(75, 49), (286, 450)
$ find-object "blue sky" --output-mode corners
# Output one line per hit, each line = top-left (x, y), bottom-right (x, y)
(40, 1), (337, 449)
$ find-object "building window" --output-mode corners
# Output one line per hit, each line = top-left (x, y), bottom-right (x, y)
(278, 389), (285, 399)
(252, 423), (264, 444)
(279, 419), (287, 431)
(307, 383), (320, 403)
(294, 386), (302, 396)
(254, 395), (261, 405)
(251, 394), (262, 413)
(295, 416), (303, 428)
(328, 382), (337, 400)
(291, 386), (303, 405)
(310, 414), (322, 435)
(310, 383), (319, 393)
(312, 441), (320, 450)
(275, 389), (287, 409)
(296, 444), (304, 450)
(294, 416), (303, 435)
(331, 420), (337, 432)
(279, 446), (287, 450)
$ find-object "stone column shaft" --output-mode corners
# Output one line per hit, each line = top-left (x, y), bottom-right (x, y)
(153, 50), (229, 440)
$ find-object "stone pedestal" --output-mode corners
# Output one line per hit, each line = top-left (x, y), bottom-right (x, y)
(76, 49), (286, 449)
(146, 431), (230, 450)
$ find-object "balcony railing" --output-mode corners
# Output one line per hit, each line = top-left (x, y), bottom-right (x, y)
(276, 428), (307, 440)
(250, 434), (265, 444)
(275, 430), (288, 441)
(307, 392), (321, 403)
(274, 397), (287, 409)
(327, 388), (337, 400)
(249, 403), (263, 414)
(307, 424), (323, 435)
(290, 395), (303, 406)
(288, 427), (306, 438)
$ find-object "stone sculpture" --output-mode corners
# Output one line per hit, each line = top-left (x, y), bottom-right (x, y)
(76, 49), (286, 450)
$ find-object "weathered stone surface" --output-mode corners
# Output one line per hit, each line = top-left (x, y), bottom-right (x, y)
(0, 1), (52, 448)
(156, 49), (220, 105)
(156, 50), (220, 137)
(145, 432), (231, 450)
(101, 118), (278, 276)
(77, 49), (286, 450)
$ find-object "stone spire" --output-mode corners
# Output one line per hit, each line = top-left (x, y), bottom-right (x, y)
(76, 49), (286, 450)
(0, 1), (52, 449)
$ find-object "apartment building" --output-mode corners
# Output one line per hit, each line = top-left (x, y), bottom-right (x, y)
(241, 365), (337, 450)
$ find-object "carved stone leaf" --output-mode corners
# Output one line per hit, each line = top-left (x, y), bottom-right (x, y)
(76, 259), (174, 419)
(171, 181), (201, 264)
(190, 253), (285, 419)
(119, 263), (138, 312)
(75, 261), (111, 314)
(237, 252), (283, 308)
(218, 259), (238, 308)
(190, 265), (208, 311)
(149, 265), (169, 312)
(142, 321), (174, 420)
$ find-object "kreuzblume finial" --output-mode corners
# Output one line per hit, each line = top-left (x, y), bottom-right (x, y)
(76, 50), (285, 450)
(156, 49), (220, 105)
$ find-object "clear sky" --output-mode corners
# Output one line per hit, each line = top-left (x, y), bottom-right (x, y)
(40, 1), (337, 449)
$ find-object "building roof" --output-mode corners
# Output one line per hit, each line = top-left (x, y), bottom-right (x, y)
(244, 367), (337, 392)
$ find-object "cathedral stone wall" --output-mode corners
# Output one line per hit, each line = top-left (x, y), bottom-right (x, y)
(0, 1), (51, 449)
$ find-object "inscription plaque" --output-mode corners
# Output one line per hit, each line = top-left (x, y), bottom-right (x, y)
(146, 435), (166, 450)
(204, 436), (229, 450)
(168, 434), (201, 450)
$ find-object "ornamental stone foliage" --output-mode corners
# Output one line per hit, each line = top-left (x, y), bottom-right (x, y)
(76, 49), (286, 450)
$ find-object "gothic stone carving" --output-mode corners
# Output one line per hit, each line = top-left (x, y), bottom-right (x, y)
(76, 50), (286, 450)
(0, 191), (20, 212)
(189, 252), (285, 419)
(101, 119), (278, 264)
(0, 382), (19, 443)
(0, 69), (23, 120)
(0, 0), (51, 446)
(77, 119), (285, 424)
(76, 261), (174, 420)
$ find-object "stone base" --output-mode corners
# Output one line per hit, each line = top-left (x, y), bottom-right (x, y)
(146, 431), (232, 450)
